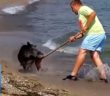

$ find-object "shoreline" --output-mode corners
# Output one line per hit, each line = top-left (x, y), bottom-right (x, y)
(1, 59), (110, 96)
(0, 32), (110, 96)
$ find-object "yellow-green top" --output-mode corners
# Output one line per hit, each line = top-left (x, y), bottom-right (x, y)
(78, 6), (105, 35)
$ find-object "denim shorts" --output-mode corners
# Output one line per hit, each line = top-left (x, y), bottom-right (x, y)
(81, 34), (106, 52)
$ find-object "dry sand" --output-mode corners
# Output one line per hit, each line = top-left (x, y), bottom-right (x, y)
(0, 0), (28, 8)
(1, 61), (71, 96)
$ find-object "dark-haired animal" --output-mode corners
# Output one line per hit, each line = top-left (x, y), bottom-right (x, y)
(18, 42), (44, 71)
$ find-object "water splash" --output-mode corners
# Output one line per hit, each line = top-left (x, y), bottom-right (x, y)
(78, 64), (93, 78)
(43, 39), (58, 50)
(85, 67), (100, 81)
(104, 64), (110, 82)
(85, 64), (110, 82)
(43, 39), (79, 54)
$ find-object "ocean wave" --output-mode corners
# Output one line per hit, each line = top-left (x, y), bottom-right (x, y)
(1, 0), (40, 15)
(2, 5), (25, 14)
(28, 0), (40, 4)
(43, 39), (79, 54)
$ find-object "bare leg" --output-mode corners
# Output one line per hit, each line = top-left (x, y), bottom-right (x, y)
(71, 48), (87, 76)
(90, 51), (107, 79)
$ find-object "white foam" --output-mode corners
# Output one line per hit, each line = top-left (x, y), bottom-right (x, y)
(43, 39), (57, 50)
(2, 5), (25, 14)
(1, 0), (40, 14)
(60, 46), (79, 54)
(28, 0), (40, 4)
(85, 64), (110, 82)
(43, 39), (79, 54)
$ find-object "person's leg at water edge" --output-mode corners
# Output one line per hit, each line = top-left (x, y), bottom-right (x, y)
(90, 34), (108, 83)
(63, 34), (108, 83)
(90, 51), (108, 83)
(63, 0), (108, 83)
(71, 49), (87, 76)
(63, 48), (87, 80)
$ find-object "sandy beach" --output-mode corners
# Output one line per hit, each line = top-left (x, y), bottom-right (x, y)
(35, 52), (110, 96)
(0, 26), (109, 96)
(38, 74), (110, 96)
(0, 0), (28, 8)
(1, 61), (71, 96)
(1, 55), (110, 96)
(0, 0), (110, 96)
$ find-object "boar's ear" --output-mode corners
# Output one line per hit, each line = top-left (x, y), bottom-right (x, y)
(27, 41), (37, 48)
(27, 41), (31, 46)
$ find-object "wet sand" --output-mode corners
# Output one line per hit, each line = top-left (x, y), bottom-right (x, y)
(37, 74), (110, 96)
(0, 0), (28, 8)
(1, 62), (71, 96)
(16, 56), (110, 96)
(0, 32), (109, 96)
(0, 0), (110, 96)
(2, 57), (110, 96)
(0, 32), (110, 96)
(36, 53), (110, 96)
